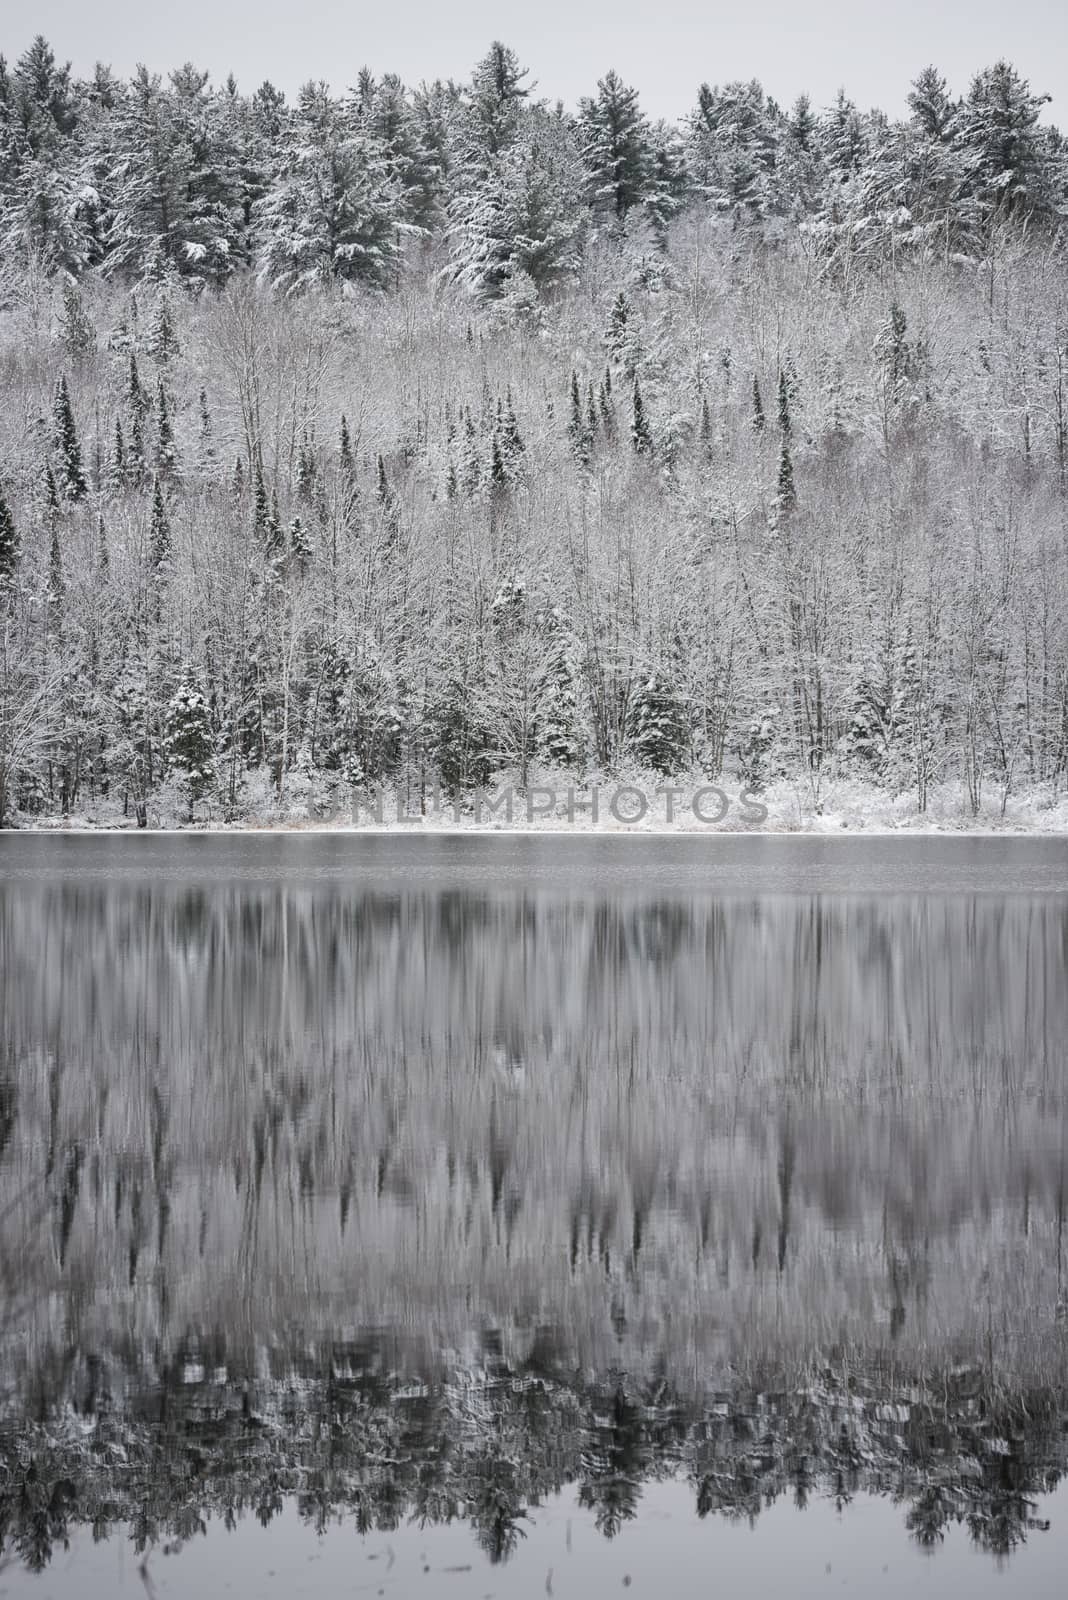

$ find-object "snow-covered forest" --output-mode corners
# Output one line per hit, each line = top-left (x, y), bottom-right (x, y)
(1, 36), (1067, 825)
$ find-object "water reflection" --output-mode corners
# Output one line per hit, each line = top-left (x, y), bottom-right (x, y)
(1, 847), (1067, 1575)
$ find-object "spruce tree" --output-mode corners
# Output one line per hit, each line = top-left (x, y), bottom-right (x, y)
(700, 394), (713, 454)
(296, 431), (317, 499)
(631, 377), (653, 454)
(339, 415), (354, 474)
(128, 352), (147, 413)
(165, 665), (216, 819)
(629, 667), (689, 774)
(96, 510), (110, 579)
(777, 369), (792, 436)
(47, 518), (64, 608)
(148, 290), (180, 363)
(41, 461), (60, 517)
(252, 460), (270, 539)
(52, 375), (88, 500)
(752, 376), (766, 433)
(150, 478), (171, 571)
(155, 377), (178, 477)
(128, 410), (147, 488)
(110, 416), (127, 488)
(777, 436), (797, 511)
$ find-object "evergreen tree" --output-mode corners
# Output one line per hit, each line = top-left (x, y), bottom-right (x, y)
(165, 665), (216, 818)
(252, 460), (271, 539)
(631, 376), (652, 454)
(908, 66), (956, 141)
(952, 61), (1055, 221)
(466, 41), (531, 160)
(776, 436), (797, 510)
(128, 411), (148, 488)
(148, 289), (180, 363)
(537, 610), (585, 769)
(150, 478), (172, 571)
(628, 667), (689, 773)
(339, 414), (355, 474)
(155, 378), (178, 477)
(752, 376), (766, 433)
(777, 369), (792, 436)
(259, 81), (406, 290)
(580, 71), (652, 220)
(0, 481), (18, 589)
(47, 518), (64, 608)
(52, 376), (88, 501)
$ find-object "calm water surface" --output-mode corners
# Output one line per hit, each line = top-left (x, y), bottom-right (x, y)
(1, 835), (1067, 1596)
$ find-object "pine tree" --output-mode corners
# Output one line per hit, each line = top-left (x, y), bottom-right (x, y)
(0, 481), (19, 589)
(629, 667), (689, 774)
(260, 82), (406, 291)
(631, 376), (652, 454)
(580, 70), (652, 220)
(52, 375), (88, 500)
(953, 62), (1054, 221)
(165, 665), (216, 818)
(467, 41), (531, 160)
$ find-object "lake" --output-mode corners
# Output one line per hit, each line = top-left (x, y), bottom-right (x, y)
(1, 834), (1067, 1596)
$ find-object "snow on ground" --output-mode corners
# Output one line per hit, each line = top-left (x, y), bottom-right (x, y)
(10, 771), (1068, 834)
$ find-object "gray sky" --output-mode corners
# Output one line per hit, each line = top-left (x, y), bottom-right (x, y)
(8, 0), (1067, 121)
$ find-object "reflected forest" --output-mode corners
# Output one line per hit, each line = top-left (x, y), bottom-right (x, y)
(2, 870), (1068, 1570)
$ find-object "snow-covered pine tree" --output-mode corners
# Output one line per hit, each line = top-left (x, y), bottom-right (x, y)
(258, 81), (406, 291)
(165, 664), (216, 818)
(628, 666), (689, 774)
(52, 375), (88, 501)
(579, 70), (652, 221)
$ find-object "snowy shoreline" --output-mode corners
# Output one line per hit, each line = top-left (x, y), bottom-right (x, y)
(8, 778), (1068, 837)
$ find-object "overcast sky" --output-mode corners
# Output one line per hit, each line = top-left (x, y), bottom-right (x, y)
(8, 0), (1067, 120)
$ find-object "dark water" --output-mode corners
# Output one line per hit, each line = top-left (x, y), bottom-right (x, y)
(1, 834), (1067, 1596)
